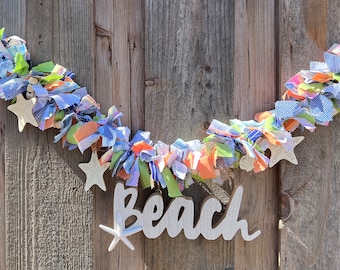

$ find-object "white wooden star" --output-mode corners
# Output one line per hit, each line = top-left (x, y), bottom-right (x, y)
(269, 136), (305, 168)
(78, 150), (110, 191)
(7, 93), (38, 132)
(99, 212), (142, 251)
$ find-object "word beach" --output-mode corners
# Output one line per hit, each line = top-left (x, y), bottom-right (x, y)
(100, 182), (261, 251)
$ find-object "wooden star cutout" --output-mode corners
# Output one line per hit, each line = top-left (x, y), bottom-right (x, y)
(78, 150), (110, 191)
(99, 213), (142, 251)
(269, 136), (305, 168)
(7, 94), (38, 132)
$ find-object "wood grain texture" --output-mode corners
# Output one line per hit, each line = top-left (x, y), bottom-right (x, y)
(93, 1), (145, 269)
(145, 0), (235, 142)
(0, 7), (6, 269)
(233, 1), (279, 269)
(0, 3), (27, 268)
(2, 0), (94, 269)
(0, 99), (5, 270)
(145, 1), (235, 269)
(0, 3), (13, 270)
(279, 0), (340, 269)
(129, 0), (145, 134)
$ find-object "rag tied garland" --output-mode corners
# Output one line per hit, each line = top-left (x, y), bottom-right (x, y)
(1, 27), (340, 198)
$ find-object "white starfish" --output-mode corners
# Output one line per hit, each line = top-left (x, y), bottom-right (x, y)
(99, 212), (142, 251)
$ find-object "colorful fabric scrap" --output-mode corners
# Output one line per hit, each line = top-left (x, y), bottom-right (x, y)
(1, 27), (339, 197)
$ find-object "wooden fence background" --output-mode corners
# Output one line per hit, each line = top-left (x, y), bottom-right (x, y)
(0, 0), (339, 269)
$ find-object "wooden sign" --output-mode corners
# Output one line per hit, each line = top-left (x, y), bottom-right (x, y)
(100, 182), (261, 251)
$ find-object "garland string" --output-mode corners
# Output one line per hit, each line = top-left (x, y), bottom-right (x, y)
(1, 27), (340, 198)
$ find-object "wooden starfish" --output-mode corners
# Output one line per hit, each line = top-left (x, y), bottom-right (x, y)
(99, 212), (142, 251)
(269, 136), (305, 167)
(7, 93), (38, 132)
(78, 150), (110, 191)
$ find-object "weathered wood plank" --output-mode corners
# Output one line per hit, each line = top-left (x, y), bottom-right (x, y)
(279, 0), (340, 269)
(129, 0), (145, 134)
(93, 1), (145, 269)
(145, 0), (235, 142)
(233, 1), (278, 269)
(0, 3), (27, 268)
(3, 0), (94, 269)
(145, 1), (235, 269)
(1, 0), (26, 36)
(0, 14), (6, 270)
(0, 101), (5, 270)
(92, 1), (117, 268)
